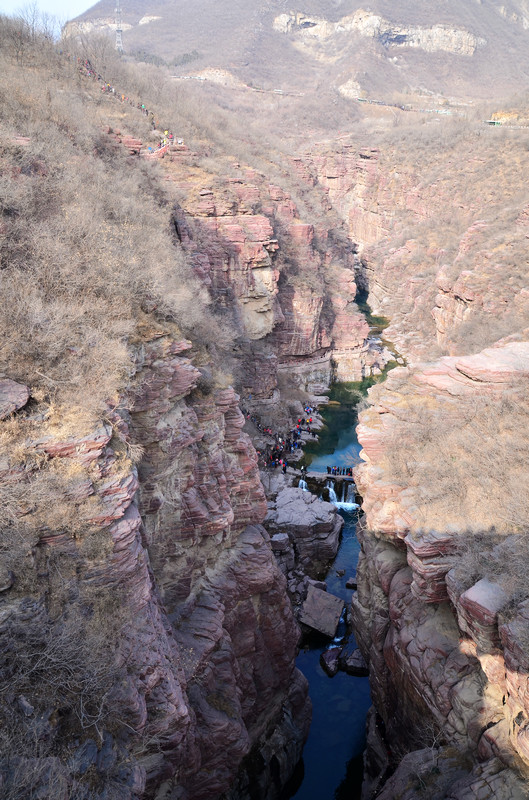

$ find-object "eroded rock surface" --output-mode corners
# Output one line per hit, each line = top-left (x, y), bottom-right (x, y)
(352, 341), (529, 796)
(0, 334), (310, 799)
(0, 378), (29, 419)
(265, 486), (343, 577)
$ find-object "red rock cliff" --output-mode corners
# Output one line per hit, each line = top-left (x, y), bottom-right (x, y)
(0, 332), (310, 799)
(352, 342), (529, 798)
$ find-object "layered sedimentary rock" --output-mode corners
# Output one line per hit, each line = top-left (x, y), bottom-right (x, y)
(304, 135), (529, 366)
(126, 335), (311, 797)
(293, 148), (386, 251)
(1, 125), (397, 798)
(297, 144), (443, 362)
(352, 341), (529, 797)
(0, 332), (310, 798)
(166, 147), (380, 394)
(265, 486), (343, 577)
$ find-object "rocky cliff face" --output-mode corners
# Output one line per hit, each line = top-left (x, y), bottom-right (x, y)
(304, 130), (529, 365)
(1, 115), (390, 798)
(163, 145), (382, 403)
(300, 143), (440, 361)
(351, 342), (529, 798)
(274, 9), (485, 56)
(297, 120), (529, 797)
(0, 332), (310, 799)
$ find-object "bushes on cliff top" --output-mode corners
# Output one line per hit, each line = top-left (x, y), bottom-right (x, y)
(0, 597), (134, 800)
(0, 22), (230, 419)
(364, 122), (529, 358)
(380, 377), (529, 534)
(448, 532), (529, 608)
(0, 17), (347, 422)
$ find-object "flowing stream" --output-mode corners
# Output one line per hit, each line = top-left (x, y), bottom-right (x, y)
(285, 310), (400, 799)
(286, 510), (370, 800)
(284, 383), (371, 800)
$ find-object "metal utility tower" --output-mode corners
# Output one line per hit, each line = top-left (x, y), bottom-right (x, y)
(115, 0), (123, 53)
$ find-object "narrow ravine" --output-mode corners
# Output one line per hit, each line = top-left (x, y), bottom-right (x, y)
(287, 506), (371, 800)
(285, 306), (400, 799)
(287, 381), (373, 800)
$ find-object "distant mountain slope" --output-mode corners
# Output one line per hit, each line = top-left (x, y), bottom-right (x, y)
(66, 0), (529, 102)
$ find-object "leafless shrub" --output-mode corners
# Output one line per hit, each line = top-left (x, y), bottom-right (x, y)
(0, 33), (231, 419)
(383, 381), (529, 534)
(446, 532), (529, 621)
(0, 594), (135, 799)
(1, 616), (115, 735)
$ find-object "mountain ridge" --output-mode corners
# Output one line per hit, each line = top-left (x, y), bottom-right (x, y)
(66, 0), (529, 102)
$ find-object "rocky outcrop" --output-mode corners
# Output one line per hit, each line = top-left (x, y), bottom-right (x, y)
(303, 132), (529, 369)
(294, 148), (386, 250)
(167, 152), (379, 394)
(125, 334), (309, 797)
(0, 332), (310, 799)
(299, 584), (344, 637)
(0, 378), (29, 419)
(274, 10), (485, 56)
(265, 486), (343, 578)
(103, 131), (383, 406)
(352, 341), (529, 796)
(355, 341), (529, 536)
(180, 190), (281, 341)
(375, 750), (527, 800)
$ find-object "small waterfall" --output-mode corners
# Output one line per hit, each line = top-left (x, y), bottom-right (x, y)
(326, 479), (338, 503)
(326, 479), (359, 511)
(299, 479), (308, 492)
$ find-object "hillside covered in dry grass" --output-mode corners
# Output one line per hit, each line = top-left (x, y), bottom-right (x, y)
(69, 0), (529, 115)
(3, 4), (529, 800)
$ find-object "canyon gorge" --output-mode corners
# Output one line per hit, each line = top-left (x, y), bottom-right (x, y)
(2, 3), (529, 800)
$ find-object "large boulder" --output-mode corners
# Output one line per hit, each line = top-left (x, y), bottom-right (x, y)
(265, 487), (343, 576)
(338, 641), (369, 676)
(0, 378), (29, 419)
(299, 584), (344, 637)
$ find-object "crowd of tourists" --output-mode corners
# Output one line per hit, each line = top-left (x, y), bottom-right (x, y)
(326, 466), (354, 476)
(241, 405), (319, 472)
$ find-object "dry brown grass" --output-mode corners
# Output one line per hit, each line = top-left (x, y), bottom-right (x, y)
(380, 378), (529, 534)
(447, 532), (529, 606)
(0, 591), (133, 800)
(0, 25), (230, 420)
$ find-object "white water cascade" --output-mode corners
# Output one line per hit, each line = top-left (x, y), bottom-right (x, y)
(326, 479), (338, 504)
(299, 479), (308, 491)
(325, 479), (359, 511)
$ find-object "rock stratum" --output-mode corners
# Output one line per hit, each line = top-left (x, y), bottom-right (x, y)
(4, 12), (529, 800)
(339, 132), (529, 793)
(290, 110), (529, 797)
(0, 47), (380, 800)
(351, 343), (529, 798)
(0, 349), (309, 798)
